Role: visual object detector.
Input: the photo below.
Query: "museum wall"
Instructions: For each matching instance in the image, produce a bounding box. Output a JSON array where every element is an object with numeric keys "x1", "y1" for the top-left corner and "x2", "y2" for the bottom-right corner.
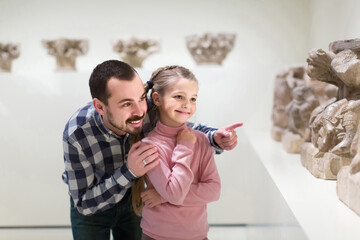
[
  {"x1": 0, "y1": 0, "x2": 313, "y2": 226},
  {"x1": 308, "y1": 0, "x2": 360, "y2": 51}
]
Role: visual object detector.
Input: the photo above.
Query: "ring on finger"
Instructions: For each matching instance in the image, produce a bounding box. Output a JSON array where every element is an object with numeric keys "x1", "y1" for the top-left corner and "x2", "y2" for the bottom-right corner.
[{"x1": 142, "y1": 159, "x2": 147, "y2": 166}]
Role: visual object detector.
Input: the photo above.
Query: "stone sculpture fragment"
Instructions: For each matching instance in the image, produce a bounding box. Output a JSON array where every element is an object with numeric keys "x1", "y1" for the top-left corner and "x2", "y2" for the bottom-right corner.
[
  {"x1": 186, "y1": 33, "x2": 235, "y2": 65},
  {"x1": 0, "y1": 43, "x2": 20, "y2": 72},
  {"x1": 301, "y1": 38, "x2": 360, "y2": 179},
  {"x1": 271, "y1": 66, "x2": 330, "y2": 153},
  {"x1": 42, "y1": 38, "x2": 88, "y2": 71},
  {"x1": 112, "y1": 37, "x2": 160, "y2": 68}
]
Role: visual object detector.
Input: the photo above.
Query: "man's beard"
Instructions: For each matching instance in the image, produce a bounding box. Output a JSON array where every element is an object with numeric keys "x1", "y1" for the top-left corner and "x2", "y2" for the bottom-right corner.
[{"x1": 107, "y1": 110, "x2": 144, "y2": 135}]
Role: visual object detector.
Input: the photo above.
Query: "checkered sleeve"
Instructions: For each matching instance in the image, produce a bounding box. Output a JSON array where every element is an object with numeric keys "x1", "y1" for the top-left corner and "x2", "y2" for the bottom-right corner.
[
  {"x1": 63, "y1": 137, "x2": 136, "y2": 216},
  {"x1": 186, "y1": 122, "x2": 223, "y2": 154}
]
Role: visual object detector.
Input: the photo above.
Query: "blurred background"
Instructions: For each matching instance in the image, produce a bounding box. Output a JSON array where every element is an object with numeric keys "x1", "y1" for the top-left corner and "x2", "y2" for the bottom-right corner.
[{"x1": 0, "y1": 0, "x2": 359, "y2": 239}]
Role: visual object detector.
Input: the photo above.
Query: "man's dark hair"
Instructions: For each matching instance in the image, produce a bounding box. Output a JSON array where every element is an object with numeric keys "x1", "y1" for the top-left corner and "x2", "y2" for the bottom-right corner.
[{"x1": 89, "y1": 60, "x2": 137, "y2": 105}]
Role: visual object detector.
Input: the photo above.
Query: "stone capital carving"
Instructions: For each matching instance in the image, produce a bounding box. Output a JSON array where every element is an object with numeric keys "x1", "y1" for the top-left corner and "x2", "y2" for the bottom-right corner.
[
  {"x1": 112, "y1": 37, "x2": 160, "y2": 68},
  {"x1": 186, "y1": 33, "x2": 236, "y2": 65},
  {"x1": 0, "y1": 43, "x2": 20, "y2": 72},
  {"x1": 42, "y1": 38, "x2": 88, "y2": 71},
  {"x1": 301, "y1": 38, "x2": 360, "y2": 179}
]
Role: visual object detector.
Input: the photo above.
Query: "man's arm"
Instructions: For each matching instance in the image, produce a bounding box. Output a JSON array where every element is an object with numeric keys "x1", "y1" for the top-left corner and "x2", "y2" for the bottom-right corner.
[
  {"x1": 187, "y1": 122, "x2": 243, "y2": 153},
  {"x1": 186, "y1": 122, "x2": 222, "y2": 154},
  {"x1": 63, "y1": 138, "x2": 159, "y2": 216},
  {"x1": 63, "y1": 138, "x2": 136, "y2": 216}
]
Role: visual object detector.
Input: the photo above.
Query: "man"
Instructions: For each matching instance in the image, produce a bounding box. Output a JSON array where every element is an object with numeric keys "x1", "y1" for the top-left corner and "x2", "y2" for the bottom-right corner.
[{"x1": 62, "y1": 60, "x2": 241, "y2": 240}]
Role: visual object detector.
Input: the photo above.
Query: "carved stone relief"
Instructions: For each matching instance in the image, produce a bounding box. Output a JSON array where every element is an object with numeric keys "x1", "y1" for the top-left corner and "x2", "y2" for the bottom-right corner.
[
  {"x1": 186, "y1": 33, "x2": 235, "y2": 65},
  {"x1": 337, "y1": 124, "x2": 360, "y2": 216},
  {"x1": 42, "y1": 38, "x2": 88, "y2": 71},
  {"x1": 0, "y1": 43, "x2": 20, "y2": 72},
  {"x1": 304, "y1": 72, "x2": 338, "y2": 106},
  {"x1": 300, "y1": 38, "x2": 360, "y2": 179},
  {"x1": 112, "y1": 37, "x2": 160, "y2": 68},
  {"x1": 271, "y1": 69, "x2": 292, "y2": 141},
  {"x1": 271, "y1": 66, "x2": 332, "y2": 153}
]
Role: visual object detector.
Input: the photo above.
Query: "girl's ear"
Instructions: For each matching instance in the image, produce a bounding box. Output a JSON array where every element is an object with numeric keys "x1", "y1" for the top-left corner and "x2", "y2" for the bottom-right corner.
[
  {"x1": 152, "y1": 92, "x2": 161, "y2": 106},
  {"x1": 93, "y1": 98, "x2": 106, "y2": 116}
]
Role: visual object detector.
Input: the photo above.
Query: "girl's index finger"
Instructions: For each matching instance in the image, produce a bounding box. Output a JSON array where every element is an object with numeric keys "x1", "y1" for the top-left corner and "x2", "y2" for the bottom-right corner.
[{"x1": 225, "y1": 122, "x2": 243, "y2": 131}]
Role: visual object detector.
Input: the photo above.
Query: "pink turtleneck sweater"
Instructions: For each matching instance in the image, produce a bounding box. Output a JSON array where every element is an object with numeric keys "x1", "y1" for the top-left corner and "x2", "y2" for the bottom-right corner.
[{"x1": 140, "y1": 121, "x2": 221, "y2": 240}]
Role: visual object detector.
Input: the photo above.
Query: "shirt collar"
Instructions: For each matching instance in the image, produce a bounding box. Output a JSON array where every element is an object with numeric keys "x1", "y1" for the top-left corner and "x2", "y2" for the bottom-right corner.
[{"x1": 93, "y1": 110, "x2": 109, "y2": 133}]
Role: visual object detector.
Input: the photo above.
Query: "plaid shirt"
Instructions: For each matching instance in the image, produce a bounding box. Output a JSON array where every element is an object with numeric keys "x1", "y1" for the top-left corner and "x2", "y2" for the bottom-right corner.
[{"x1": 62, "y1": 101, "x2": 221, "y2": 216}]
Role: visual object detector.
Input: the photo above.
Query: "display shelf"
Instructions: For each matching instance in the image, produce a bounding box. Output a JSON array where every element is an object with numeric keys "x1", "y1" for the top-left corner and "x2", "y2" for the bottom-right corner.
[{"x1": 246, "y1": 130, "x2": 360, "y2": 240}]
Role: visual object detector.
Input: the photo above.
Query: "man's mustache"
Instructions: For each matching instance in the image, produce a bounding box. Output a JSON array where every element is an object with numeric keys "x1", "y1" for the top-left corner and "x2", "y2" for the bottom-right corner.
[{"x1": 126, "y1": 114, "x2": 145, "y2": 123}]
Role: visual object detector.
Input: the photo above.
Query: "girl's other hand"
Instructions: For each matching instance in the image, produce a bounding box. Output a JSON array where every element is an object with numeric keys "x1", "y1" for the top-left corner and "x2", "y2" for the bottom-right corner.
[{"x1": 141, "y1": 188, "x2": 164, "y2": 208}]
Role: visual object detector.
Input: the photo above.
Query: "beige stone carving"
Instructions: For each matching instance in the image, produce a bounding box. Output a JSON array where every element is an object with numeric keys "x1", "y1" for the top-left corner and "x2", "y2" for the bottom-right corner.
[
  {"x1": 271, "y1": 69, "x2": 292, "y2": 141},
  {"x1": 186, "y1": 33, "x2": 236, "y2": 65},
  {"x1": 42, "y1": 38, "x2": 88, "y2": 71},
  {"x1": 304, "y1": 73, "x2": 338, "y2": 105},
  {"x1": 112, "y1": 37, "x2": 160, "y2": 68},
  {"x1": 0, "y1": 43, "x2": 20, "y2": 72},
  {"x1": 283, "y1": 84, "x2": 319, "y2": 152},
  {"x1": 301, "y1": 38, "x2": 360, "y2": 179},
  {"x1": 271, "y1": 66, "x2": 322, "y2": 153},
  {"x1": 337, "y1": 124, "x2": 360, "y2": 216}
]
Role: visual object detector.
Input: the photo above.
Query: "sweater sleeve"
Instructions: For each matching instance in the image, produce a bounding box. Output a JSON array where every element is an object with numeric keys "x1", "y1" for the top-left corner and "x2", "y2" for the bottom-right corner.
[
  {"x1": 181, "y1": 139, "x2": 221, "y2": 206},
  {"x1": 144, "y1": 139, "x2": 195, "y2": 205}
]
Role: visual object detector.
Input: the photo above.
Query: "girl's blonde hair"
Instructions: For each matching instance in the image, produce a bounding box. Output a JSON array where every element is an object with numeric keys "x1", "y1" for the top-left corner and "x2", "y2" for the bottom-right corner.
[
  {"x1": 130, "y1": 134, "x2": 144, "y2": 216},
  {"x1": 131, "y1": 65, "x2": 198, "y2": 216},
  {"x1": 145, "y1": 65, "x2": 198, "y2": 97}
]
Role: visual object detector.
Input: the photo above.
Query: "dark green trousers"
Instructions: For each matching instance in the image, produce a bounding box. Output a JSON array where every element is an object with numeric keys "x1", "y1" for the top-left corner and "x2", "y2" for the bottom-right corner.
[{"x1": 70, "y1": 191, "x2": 141, "y2": 240}]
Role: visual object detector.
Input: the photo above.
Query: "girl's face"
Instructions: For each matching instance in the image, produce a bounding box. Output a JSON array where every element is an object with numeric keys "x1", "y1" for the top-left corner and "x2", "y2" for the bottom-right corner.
[{"x1": 153, "y1": 78, "x2": 198, "y2": 127}]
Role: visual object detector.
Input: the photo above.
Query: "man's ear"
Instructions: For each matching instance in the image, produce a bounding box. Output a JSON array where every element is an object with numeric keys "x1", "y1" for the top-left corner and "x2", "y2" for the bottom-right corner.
[
  {"x1": 93, "y1": 98, "x2": 106, "y2": 116},
  {"x1": 152, "y1": 92, "x2": 161, "y2": 106}
]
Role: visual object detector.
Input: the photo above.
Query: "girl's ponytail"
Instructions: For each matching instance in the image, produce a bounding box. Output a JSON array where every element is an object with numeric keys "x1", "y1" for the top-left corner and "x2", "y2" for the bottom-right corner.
[{"x1": 131, "y1": 134, "x2": 146, "y2": 216}]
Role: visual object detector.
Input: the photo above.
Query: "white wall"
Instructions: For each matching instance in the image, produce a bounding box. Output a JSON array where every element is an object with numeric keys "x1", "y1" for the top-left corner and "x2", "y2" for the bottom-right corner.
[
  {"x1": 309, "y1": 0, "x2": 360, "y2": 50},
  {"x1": 0, "y1": 0, "x2": 312, "y2": 130},
  {"x1": 0, "y1": 0, "x2": 312, "y2": 226}
]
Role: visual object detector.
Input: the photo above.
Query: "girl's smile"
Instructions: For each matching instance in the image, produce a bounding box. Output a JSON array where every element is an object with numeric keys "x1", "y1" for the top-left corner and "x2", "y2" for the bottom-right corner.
[{"x1": 152, "y1": 77, "x2": 198, "y2": 127}]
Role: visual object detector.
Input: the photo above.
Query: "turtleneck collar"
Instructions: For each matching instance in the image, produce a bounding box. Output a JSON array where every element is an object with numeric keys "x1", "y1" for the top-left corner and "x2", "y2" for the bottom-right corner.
[{"x1": 155, "y1": 121, "x2": 187, "y2": 138}]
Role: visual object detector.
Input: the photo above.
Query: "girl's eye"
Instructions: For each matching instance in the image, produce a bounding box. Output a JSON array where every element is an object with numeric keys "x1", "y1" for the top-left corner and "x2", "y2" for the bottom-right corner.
[
  {"x1": 191, "y1": 98, "x2": 197, "y2": 102},
  {"x1": 175, "y1": 95, "x2": 182, "y2": 99}
]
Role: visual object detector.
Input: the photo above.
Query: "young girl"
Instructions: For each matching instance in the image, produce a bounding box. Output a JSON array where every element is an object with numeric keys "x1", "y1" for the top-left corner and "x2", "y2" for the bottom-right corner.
[{"x1": 138, "y1": 66, "x2": 221, "y2": 240}]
